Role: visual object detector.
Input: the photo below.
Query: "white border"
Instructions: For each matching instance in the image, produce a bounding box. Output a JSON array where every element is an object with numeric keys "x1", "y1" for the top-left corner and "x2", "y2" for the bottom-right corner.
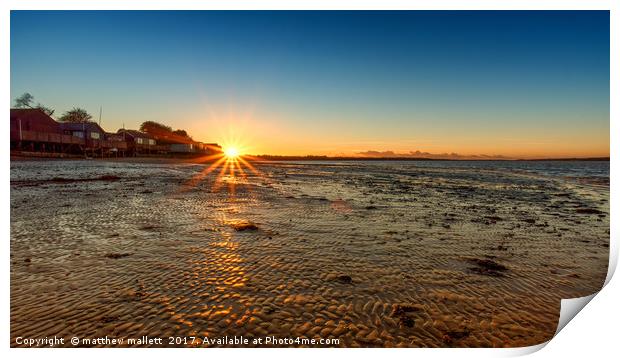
[{"x1": 2, "y1": 1, "x2": 616, "y2": 358}]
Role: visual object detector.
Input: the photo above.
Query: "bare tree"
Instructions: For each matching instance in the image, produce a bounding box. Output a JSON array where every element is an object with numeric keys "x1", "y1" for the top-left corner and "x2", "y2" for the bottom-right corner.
[{"x1": 59, "y1": 107, "x2": 93, "y2": 123}]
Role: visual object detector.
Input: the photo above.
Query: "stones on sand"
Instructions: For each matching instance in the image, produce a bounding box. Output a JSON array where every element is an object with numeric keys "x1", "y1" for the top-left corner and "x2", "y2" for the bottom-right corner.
[
  {"x1": 231, "y1": 221, "x2": 259, "y2": 231},
  {"x1": 325, "y1": 273, "x2": 353, "y2": 284},
  {"x1": 391, "y1": 303, "x2": 424, "y2": 328},
  {"x1": 335, "y1": 275, "x2": 353, "y2": 284}
]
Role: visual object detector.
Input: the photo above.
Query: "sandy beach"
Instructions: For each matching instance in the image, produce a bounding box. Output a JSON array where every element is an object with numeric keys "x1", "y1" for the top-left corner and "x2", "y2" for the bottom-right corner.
[{"x1": 10, "y1": 158, "x2": 609, "y2": 347}]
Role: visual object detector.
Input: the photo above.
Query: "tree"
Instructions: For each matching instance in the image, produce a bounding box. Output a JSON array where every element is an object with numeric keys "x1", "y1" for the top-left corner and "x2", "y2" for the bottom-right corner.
[
  {"x1": 14, "y1": 93, "x2": 34, "y2": 108},
  {"x1": 140, "y1": 121, "x2": 173, "y2": 135},
  {"x1": 59, "y1": 107, "x2": 93, "y2": 123},
  {"x1": 173, "y1": 129, "x2": 188, "y2": 137},
  {"x1": 35, "y1": 103, "x2": 55, "y2": 116},
  {"x1": 14, "y1": 93, "x2": 56, "y2": 117}
]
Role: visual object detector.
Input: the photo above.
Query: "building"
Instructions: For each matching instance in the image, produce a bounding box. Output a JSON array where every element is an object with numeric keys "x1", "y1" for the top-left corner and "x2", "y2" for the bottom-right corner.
[
  {"x1": 11, "y1": 108, "x2": 61, "y2": 134},
  {"x1": 105, "y1": 132, "x2": 129, "y2": 156},
  {"x1": 169, "y1": 143, "x2": 195, "y2": 153},
  {"x1": 168, "y1": 142, "x2": 223, "y2": 155},
  {"x1": 60, "y1": 122, "x2": 105, "y2": 141},
  {"x1": 10, "y1": 108, "x2": 83, "y2": 155},
  {"x1": 10, "y1": 108, "x2": 220, "y2": 159},
  {"x1": 116, "y1": 129, "x2": 165, "y2": 156},
  {"x1": 60, "y1": 122, "x2": 127, "y2": 156},
  {"x1": 202, "y1": 143, "x2": 223, "y2": 155}
]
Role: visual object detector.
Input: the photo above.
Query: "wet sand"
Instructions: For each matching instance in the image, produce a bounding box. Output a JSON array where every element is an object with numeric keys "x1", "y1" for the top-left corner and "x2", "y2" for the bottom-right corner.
[{"x1": 10, "y1": 159, "x2": 609, "y2": 347}]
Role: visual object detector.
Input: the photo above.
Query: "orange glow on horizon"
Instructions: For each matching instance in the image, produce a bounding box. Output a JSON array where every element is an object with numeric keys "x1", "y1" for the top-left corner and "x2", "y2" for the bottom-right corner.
[{"x1": 184, "y1": 100, "x2": 609, "y2": 160}]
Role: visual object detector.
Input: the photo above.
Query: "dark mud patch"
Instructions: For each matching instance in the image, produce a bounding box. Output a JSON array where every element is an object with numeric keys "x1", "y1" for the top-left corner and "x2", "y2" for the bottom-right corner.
[
  {"x1": 139, "y1": 225, "x2": 162, "y2": 231},
  {"x1": 442, "y1": 329, "x2": 471, "y2": 344},
  {"x1": 99, "y1": 315, "x2": 120, "y2": 323},
  {"x1": 11, "y1": 175, "x2": 121, "y2": 186},
  {"x1": 484, "y1": 216, "x2": 503, "y2": 221},
  {"x1": 467, "y1": 258, "x2": 508, "y2": 277},
  {"x1": 51, "y1": 175, "x2": 121, "y2": 183},
  {"x1": 575, "y1": 208, "x2": 604, "y2": 215},
  {"x1": 104, "y1": 253, "x2": 133, "y2": 259}
]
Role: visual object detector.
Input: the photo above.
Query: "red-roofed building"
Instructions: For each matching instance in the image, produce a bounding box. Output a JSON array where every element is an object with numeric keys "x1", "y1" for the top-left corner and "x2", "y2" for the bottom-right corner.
[
  {"x1": 10, "y1": 108, "x2": 61, "y2": 134},
  {"x1": 10, "y1": 108, "x2": 127, "y2": 157},
  {"x1": 10, "y1": 108, "x2": 84, "y2": 155}
]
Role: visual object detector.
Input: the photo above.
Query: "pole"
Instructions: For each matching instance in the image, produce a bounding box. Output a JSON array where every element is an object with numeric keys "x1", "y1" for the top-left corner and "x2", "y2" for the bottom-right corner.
[
  {"x1": 83, "y1": 121, "x2": 86, "y2": 158},
  {"x1": 18, "y1": 119, "x2": 22, "y2": 150}
]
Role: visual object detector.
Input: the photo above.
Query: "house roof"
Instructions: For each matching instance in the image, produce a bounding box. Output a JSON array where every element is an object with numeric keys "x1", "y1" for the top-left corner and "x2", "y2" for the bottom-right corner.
[
  {"x1": 10, "y1": 108, "x2": 61, "y2": 133},
  {"x1": 60, "y1": 122, "x2": 106, "y2": 133},
  {"x1": 10, "y1": 108, "x2": 58, "y2": 124},
  {"x1": 117, "y1": 129, "x2": 155, "y2": 139}
]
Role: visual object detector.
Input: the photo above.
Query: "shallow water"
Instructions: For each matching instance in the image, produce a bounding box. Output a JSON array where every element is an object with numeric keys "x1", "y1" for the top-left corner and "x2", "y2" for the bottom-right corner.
[{"x1": 10, "y1": 160, "x2": 609, "y2": 347}]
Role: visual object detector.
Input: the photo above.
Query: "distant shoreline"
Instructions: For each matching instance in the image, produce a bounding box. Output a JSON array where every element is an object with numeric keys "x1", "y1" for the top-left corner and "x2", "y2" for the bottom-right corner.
[
  {"x1": 11, "y1": 154, "x2": 609, "y2": 164},
  {"x1": 251, "y1": 155, "x2": 610, "y2": 162}
]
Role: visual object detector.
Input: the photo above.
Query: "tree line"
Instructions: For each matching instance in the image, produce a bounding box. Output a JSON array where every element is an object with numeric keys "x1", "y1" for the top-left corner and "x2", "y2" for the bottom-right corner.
[{"x1": 14, "y1": 92, "x2": 92, "y2": 123}]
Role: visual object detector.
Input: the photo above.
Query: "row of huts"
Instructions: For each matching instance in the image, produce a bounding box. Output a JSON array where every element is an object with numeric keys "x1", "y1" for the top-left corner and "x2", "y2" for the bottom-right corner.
[{"x1": 9, "y1": 108, "x2": 222, "y2": 158}]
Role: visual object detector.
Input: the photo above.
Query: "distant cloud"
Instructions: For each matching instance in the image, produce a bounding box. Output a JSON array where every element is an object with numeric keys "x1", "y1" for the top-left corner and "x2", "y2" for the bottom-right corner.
[{"x1": 356, "y1": 150, "x2": 510, "y2": 160}]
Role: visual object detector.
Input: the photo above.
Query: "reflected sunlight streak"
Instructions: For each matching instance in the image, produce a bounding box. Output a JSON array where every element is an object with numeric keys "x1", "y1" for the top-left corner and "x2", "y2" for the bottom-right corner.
[{"x1": 181, "y1": 148, "x2": 267, "y2": 195}]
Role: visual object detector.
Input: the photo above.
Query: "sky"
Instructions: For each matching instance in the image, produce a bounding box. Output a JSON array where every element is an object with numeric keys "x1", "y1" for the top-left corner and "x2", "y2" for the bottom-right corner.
[{"x1": 10, "y1": 11, "x2": 610, "y2": 158}]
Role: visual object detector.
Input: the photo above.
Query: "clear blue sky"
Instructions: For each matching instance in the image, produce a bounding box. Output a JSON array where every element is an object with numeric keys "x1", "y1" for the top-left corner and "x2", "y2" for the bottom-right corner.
[{"x1": 10, "y1": 11, "x2": 610, "y2": 157}]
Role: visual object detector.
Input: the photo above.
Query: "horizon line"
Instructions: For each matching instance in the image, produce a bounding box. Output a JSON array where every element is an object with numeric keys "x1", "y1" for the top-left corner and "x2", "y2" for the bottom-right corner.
[{"x1": 247, "y1": 155, "x2": 610, "y2": 162}]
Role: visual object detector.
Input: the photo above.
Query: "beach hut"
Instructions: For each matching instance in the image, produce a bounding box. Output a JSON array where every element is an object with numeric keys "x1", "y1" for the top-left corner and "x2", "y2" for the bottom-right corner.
[
  {"x1": 116, "y1": 129, "x2": 161, "y2": 156},
  {"x1": 60, "y1": 122, "x2": 105, "y2": 141},
  {"x1": 10, "y1": 108, "x2": 83, "y2": 155},
  {"x1": 10, "y1": 108, "x2": 61, "y2": 134}
]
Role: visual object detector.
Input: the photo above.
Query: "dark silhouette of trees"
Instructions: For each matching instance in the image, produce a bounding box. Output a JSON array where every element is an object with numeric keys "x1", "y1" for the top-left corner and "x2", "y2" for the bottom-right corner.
[
  {"x1": 59, "y1": 108, "x2": 93, "y2": 123},
  {"x1": 14, "y1": 93, "x2": 34, "y2": 108},
  {"x1": 13, "y1": 93, "x2": 55, "y2": 116},
  {"x1": 173, "y1": 129, "x2": 188, "y2": 137},
  {"x1": 139, "y1": 121, "x2": 193, "y2": 143},
  {"x1": 140, "y1": 121, "x2": 173, "y2": 135}
]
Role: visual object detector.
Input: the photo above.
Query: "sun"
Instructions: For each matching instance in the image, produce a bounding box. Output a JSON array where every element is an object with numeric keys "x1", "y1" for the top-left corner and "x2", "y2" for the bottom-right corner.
[{"x1": 224, "y1": 147, "x2": 240, "y2": 159}]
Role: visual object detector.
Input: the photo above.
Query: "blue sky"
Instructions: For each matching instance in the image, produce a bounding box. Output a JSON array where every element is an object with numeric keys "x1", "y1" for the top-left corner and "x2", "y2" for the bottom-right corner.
[{"x1": 10, "y1": 11, "x2": 610, "y2": 157}]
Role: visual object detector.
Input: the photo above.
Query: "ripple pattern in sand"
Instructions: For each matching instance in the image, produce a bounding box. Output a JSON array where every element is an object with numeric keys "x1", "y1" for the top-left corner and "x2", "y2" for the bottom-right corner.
[{"x1": 10, "y1": 160, "x2": 609, "y2": 347}]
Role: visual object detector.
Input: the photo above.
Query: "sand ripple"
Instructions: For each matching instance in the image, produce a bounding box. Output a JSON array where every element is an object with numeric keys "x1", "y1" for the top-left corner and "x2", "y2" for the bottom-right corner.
[{"x1": 10, "y1": 160, "x2": 609, "y2": 347}]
